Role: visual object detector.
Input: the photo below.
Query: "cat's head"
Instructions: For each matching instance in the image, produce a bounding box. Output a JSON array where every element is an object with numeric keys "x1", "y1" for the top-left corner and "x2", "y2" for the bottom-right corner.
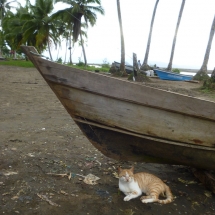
[{"x1": 118, "y1": 166, "x2": 134, "y2": 183}]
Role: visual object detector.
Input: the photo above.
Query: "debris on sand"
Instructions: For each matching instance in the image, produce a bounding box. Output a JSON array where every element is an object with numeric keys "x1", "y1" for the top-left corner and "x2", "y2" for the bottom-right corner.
[
  {"x1": 178, "y1": 178, "x2": 197, "y2": 185},
  {"x1": 192, "y1": 169, "x2": 215, "y2": 194},
  {"x1": 46, "y1": 172, "x2": 72, "y2": 180},
  {"x1": 112, "y1": 171, "x2": 119, "y2": 179},
  {"x1": 47, "y1": 172, "x2": 100, "y2": 185},
  {"x1": 2, "y1": 171, "x2": 18, "y2": 176},
  {"x1": 60, "y1": 190, "x2": 69, "y2": 196},
  {"x1": 37, "y1": 193, "x2": 60, "y2": 207},
  {"x1": 83, "y1": 174, "x2": 100, "y2": 185}
]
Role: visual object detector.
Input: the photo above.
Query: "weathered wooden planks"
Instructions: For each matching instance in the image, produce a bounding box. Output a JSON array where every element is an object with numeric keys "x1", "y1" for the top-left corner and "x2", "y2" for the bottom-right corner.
[
  {"x1": 50, "y1": 83, "x2": 215, "y2": 148},
  {"x1": 21, "y1": 45, "x2": 215, "y2": 169}
]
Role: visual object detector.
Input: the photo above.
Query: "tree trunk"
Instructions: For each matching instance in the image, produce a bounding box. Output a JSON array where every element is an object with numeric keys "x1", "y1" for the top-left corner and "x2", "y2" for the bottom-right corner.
[
  {"x1": 133, "y1": 52, "x2": 139, "y2": 80},
  {"x1": 0, "y1": 8, "x2": 3, "y2": 58},
  {"x1": 64, "y1": 39, "x2": 68, "y2": 63},
  {"x1": 69, "y1": 31, "x2": 73, "y2": 64},
  {"x1": 166, "y1": 0, "x2": 185, "y2": 71},
  {"x1": 141, "y1": 0, "x2": 159, "y2": 71},
  {"x1": 57, "y1": 45, "x2": 60, "y2": 60},
  {"x1": 47, "y1": 38, "x2": 53, "y2": 61},
  {"x1": 80, "y1": 31, "x2": 87, "y2": 66},
  {"x1": 211, "y1": 67, "x2": 215, "y2": 82},
  {"x1": 194, "y1": 14, "x2": 215, "y2": 80},
  {"x1": 116, "y1": 0, "x2": 126, "y2": 75}
]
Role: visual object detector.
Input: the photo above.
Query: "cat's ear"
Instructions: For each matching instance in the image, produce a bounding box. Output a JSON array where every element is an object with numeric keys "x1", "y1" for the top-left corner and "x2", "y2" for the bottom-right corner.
[{"x1": 130, "y1": 166, "x2": 134, "y2": 172}]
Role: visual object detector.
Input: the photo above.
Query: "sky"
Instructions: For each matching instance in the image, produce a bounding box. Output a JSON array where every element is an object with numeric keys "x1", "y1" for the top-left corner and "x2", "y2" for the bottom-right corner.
[{"x1": 19, "y1": 0, "x2": 215, "y2": 69}]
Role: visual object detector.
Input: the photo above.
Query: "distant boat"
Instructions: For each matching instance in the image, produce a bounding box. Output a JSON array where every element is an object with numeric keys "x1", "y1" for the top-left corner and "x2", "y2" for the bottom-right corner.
[
  {"x1": 154, "y1": 69, "x2": 193, "y2": 81},
  {"x1": 21, "y1": 46, "x2": 215, "y2": 170},
  {"x1": 113, "y1": 61, "x2": 133, "y2": 74}
]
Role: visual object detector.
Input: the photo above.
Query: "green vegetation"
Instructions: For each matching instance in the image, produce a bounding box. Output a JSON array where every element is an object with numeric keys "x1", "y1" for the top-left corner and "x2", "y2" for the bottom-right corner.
[
  {"x1": 101, "y1": 58, "x2": 110, "y2": 69},
  {"x1": 0, "y1": 0, "x2": 104, "y2": 63},
  {"x1": 201, "y1": 78, "x2": 215, "y2": 92},
  {"x1": 0, "y1": 60, "x2": 34, "y2": 67},
  {"x1": 172, "y1": 68, "x2": 180, "y2": 73},
  {"x1": 0, "y1": 59, "x2": 110, "y2": 72},
  {"x1": 70, "y1": 64, "x2": 110, "y2": 73}
]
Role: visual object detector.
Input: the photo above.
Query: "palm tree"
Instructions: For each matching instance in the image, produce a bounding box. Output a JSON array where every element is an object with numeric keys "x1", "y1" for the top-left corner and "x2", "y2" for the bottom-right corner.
[
  {"x1": 78, "y1": 24, "x2": 87, "y2": 65},
  {"x1": 141, "y1": 0, "x2": 159, "y2": 71},
  {"x1": 52, "y1": 7, "x2": 75, "y2": 64},
  {"x1": 116, "y1": 0, "x2": 126, "y2": 75},
  {"x1": 55, "y1": 0, "x2": 104, "y2": 43},
  {"x1": 21, "y1": 0, "x2": 61, "y2": 59},
  {"x1": 3, "y1": 10, "x2": 21, "y2": 57},
  {"x1": 211, "y1": 67, "x2": 215, "y2": 81},
  {"x1": 194, "y1": 14, "x2": 215, "y2": 81},
  {"x1": 0, "y1": 0, "x2": 19, "y2": 57},
  {"x1": 166, "y1": 0, "x2": 186, "y2": 71}
]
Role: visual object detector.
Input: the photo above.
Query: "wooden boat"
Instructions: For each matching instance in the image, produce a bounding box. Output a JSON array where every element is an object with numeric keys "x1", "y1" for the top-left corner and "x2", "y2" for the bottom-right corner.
[
  {"x1": 22, "y1": 46, "x2": 215, "y2": 170},
  {"x1": 113, "y1": 61, "x2": 133, "y2": 74},
  {"x1": 154, "y1": 69, "x2": 193, "y2": 81}
]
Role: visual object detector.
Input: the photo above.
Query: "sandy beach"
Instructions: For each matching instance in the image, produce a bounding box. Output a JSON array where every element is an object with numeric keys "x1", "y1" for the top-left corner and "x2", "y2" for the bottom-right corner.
[{"x1": 0, "y1": 65, "x2": 215, "y2": 215}]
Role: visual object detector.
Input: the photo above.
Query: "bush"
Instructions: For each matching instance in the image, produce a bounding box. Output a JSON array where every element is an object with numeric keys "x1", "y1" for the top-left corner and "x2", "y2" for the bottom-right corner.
[
  {"x1": 76, "y1": 61, "x2": 85, "y2": 66},
  {"x1": 56, "y1": 57, "x2": 62, "y2": 63},
  {"x1": 172, "y1": 68, "x2": 180, "y2": 73},
  {"x1": 101, "y1": 58, "x2": 110, "y2": 69},
  {"x1": 201, "y1": 78, "x2": 215, "y2": 91}
]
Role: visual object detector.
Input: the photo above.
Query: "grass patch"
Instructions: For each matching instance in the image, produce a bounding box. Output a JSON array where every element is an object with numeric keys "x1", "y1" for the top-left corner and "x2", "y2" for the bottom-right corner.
[
  {"x1": 172, "y1": 68, "x2": 180, "y2": 73},
  {"x1": 201, "y1": 79, "x2": 215, "y2": 92},
  {"x1": 0, "y1": 59, "x2": 111, "y2": 73},
  {"x1": 69, "y1": 64, "x2": 110, "y2": 73},
  {"x1": 0, "y1": 60, "x2": 34, "y2": 68}
]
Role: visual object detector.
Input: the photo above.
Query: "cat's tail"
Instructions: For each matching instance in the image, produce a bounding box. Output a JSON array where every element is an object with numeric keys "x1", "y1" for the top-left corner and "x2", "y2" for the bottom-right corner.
[{"x1": 157, "y1": 185, "x2": 173, "y2": 204}]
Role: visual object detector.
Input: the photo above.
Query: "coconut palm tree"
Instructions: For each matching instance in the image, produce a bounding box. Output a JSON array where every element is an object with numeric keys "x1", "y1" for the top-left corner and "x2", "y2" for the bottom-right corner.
[
  {"x1": 20, "y1": 0, "x2": 61, "y2": 60},
  {"x1": 141, "y1": 0, "x2": 159, "y2": 71},
  {"x1": 3, "y1": 10, "x2": 21, "y2": 57},
  {"x1": 0, "y1": 0, "x2": 19, "y2": 57},
  {"x1": 211, "y1": 67, "x2": 215, "y2": 81},
  {"x1": 55, "y1": 0, "x2": 104, "y2": 43},
  {"x1": 194, "y1": 14, "x2": 215, "y2": 81},
  {"x1": 116, "y1": 0, "x2": 126, "y2": 75},
  {"x1": 78, "y1": 25, "x2": 88, "y2": 65},
  {"x1": 166, "y1": 0, "x2": 186, "y2": 71},
  {"x1": 52, "y1": 7, "x2": 75, "y2": 63}
]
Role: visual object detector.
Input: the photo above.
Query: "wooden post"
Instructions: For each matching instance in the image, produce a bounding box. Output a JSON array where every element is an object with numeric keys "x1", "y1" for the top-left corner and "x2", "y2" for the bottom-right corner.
[{"x1": 133, "y1": 53, "x2": 139, "y2": 81}]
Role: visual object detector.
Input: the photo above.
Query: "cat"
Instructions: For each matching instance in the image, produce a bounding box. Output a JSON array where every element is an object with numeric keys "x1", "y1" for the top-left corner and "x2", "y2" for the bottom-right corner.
[{"x1": 118, "y1": 166, "x2": 173, "y2": 204}]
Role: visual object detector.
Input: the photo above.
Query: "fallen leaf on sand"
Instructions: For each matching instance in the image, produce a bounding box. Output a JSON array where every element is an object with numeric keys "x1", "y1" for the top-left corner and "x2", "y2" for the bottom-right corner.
[
  {"x1": 112, "y1": 172, "x2": 119, "y2": 179},
  {"x1": 37, "y1": 193, "x2": 60, "y2": 207},
  {"x1": 2, "y1": 192, "x2": 10, "y2": 196},
  {"x1": 204, "y1": 191, "x2": 212, "y2": 198},
  {"x1": 47, "y1": 172, "x2": 71, "y2": 180},
  {"x1": 178, "y1": 178, "x2": 197, "y2": 185},
  {"x1": 68, "y1": 173, "x2": 72, "y2": 180},
  {"x1": 11, "y1": 196, "x2": 19, "y2": 200},
  {"x1": 192, "y1": 201, "x2": 200, "y2": 210},
  {"x1": 27, "y1": 153, "x2": 35, "y2": 157},
  {"x1": 2, "y1": 171, "x2": 18, "y2": 176},
  {"x1": 60, "y1": 190, "x2": 68, "y2": 195},
  {"x1": 83, "y1": 174, "x2": 100, "y2": 185}
]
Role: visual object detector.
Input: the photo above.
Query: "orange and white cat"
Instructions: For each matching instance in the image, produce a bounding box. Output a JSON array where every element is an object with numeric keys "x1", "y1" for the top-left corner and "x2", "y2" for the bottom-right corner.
[{"x1": 118, "y1": 166, "x2": 173, "y2": 204}]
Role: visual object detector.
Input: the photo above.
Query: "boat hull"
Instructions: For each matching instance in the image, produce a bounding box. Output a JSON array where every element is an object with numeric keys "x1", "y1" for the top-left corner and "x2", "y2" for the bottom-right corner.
[
  {"x1": 21, "y1": 46, "x2": 215, "y2": 170},
  {"x1": 154, "y1": 69, "x2": 193, "y2": 81},
  {"x1": 76, "y1": 120, "x2": 215, "y2": 170},
  {"x1": 114, "y1": 61, "x2": 133, "y2": 74}
]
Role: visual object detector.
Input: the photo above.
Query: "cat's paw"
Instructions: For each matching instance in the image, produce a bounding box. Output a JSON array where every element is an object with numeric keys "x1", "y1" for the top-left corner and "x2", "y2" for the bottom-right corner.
[
  {"x1": 140, "y1": 196, "x2": 147, "y2": 200},
  {"x1": 124, "y1": 196, "x2": 131, "y2": 201},
  {"x1": 141, "y1": 198, "x2": 154, "y2": 203}
]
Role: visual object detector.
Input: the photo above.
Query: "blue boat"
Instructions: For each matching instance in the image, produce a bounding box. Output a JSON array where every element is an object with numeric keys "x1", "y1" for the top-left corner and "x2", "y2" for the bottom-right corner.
[{"x1": 154, "y1": 69, "x2": 193, "y2": 81}]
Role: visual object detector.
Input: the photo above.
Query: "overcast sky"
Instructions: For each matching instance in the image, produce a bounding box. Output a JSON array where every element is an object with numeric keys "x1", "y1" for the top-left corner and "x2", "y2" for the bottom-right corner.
[{"x1": 20, "y1": 0, "x2": 215, "y2": 69}]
